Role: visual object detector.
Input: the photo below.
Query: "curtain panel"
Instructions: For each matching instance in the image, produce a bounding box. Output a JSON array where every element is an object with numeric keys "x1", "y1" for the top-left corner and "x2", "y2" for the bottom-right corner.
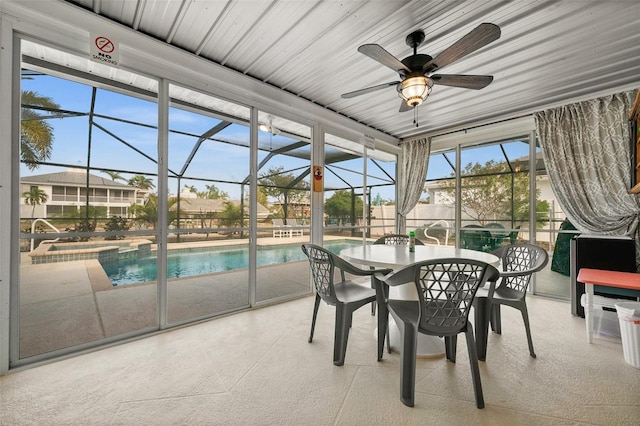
[
  {"x1": 397, "y1": 137, "x2": 431, "y2": 233},
  {"x1": 534, "y1": 90, "x2": 640, "y2": 262}
]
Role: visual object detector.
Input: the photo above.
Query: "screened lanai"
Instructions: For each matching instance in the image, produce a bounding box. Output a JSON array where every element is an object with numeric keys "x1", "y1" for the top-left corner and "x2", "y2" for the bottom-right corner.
[
  {"x1": 16, "y1": 38, "x2": 403, "y2": 366},
  {"x1": 14, "y1": 34, "x2": 570, "y2": 370}
]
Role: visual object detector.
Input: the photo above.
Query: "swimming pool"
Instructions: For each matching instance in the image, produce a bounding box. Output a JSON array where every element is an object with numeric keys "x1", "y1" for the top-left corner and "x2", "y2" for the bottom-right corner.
[{"x1": 101, "y1": 240, "x2": 364, "y2": 286}]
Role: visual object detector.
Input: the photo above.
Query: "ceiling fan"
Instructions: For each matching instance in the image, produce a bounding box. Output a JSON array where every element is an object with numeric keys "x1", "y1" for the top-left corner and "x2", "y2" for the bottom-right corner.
[{"x1": 341, "y1": 23, "x2": 501, "y2": 114}]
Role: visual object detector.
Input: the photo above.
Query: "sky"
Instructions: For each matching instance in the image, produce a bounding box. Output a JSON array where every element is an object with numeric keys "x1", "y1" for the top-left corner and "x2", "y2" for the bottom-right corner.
[
  {"x1": 21, "y1": 71, "x2": 398, "y2": 201},
  {"x1": 22, "y1": 68, "x2": 532, "y2": 203}
]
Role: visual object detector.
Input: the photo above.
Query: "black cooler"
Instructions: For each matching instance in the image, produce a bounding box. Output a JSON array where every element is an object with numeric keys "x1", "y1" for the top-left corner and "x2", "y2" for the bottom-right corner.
[{"x1": 570, "y1": 235, "x2": 638, "y2": 317}]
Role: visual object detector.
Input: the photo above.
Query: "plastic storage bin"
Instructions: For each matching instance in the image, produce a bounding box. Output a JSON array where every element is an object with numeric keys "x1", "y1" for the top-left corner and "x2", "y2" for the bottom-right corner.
[
  {"x1": 580, "y1": 294, "x2": 623, "y2": 339},
  {"x1": 615, "y1": 302, "x2": 640, "y2": 369},
  {"x1": 594, "y1": 308, "x2": 622, "y2": 339}
]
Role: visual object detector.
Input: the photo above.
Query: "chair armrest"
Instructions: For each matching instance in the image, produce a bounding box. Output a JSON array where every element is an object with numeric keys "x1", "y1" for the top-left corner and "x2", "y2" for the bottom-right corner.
[
  {"x1": 498, "y1": 261, "x2": 544, "y2": 278},
  {"x1": 332, "y1": 254, "x2": 392, "y2": 277},
  {"x1": 371, "y1": 268, "x2": 394, "y2": 276},
  {"x1": 376, "y1": 264, "x2": 416, "y2": 287},
  {"x1": 498, "y1": 269, "x2": 535, "y2": 278},
  {"x1": 374, "y1": 270, "x2": 395, "y2": 282}
]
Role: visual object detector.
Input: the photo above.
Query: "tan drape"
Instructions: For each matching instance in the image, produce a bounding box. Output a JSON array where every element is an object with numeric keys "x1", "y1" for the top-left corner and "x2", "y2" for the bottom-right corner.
[{"x1": 397, "y1": 138, "x2": 431, "y2": 233}]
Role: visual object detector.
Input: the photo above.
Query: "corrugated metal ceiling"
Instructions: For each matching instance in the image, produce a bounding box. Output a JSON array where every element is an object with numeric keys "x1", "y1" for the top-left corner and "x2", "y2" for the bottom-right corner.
[{"x1": 58, "y1": 0, "x2": 640, "y2": 140}]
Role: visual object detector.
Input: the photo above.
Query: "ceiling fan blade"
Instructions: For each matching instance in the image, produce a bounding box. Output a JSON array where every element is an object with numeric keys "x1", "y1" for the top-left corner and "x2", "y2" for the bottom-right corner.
[
  {"x1": 358, "y1": 44, "x2": 411, "y2": 74},
  {"x1": 423, "y1": 23, "x2": 501, "y2": 72},
  {"x1": 341, "y1": 81, "x2": 399, "y2": 99},
  {"x1": 431, "y1": 74, "x2": 493, "y2": 89},
  {"x1": 399, "y1": 100, "x2": 412, "y2": 113}
]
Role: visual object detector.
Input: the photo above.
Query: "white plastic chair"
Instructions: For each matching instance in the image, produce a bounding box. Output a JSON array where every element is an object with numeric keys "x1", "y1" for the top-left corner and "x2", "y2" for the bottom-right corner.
[{"x1": 272, "y1": 218, "x2": 290, "y2": 237}]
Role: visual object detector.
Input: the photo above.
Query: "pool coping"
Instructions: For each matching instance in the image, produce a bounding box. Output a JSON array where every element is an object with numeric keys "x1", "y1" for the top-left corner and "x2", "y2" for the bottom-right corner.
[{"x1": 28, "y1": 239, "x2": 154, "y2": 265}]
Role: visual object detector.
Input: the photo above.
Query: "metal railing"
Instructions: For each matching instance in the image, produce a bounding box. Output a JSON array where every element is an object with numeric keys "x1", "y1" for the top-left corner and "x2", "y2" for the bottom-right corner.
[
  {"x1": 422, "y1": 219, "x2": 451, "y2": 245},
  {"x1": 30, "y1": 218, "x2": 62, "y2": 251}
]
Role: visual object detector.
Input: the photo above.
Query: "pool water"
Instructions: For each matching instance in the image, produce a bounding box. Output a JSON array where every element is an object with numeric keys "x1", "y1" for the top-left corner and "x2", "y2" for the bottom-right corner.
[{"x1": 101, "y1": 240, "x2": 364, "y2": 286}]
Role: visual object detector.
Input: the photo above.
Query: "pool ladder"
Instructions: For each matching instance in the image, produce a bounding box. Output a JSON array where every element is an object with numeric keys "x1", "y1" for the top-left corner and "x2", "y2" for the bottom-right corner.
[{"x1": 30, "y1": 218, "x2": 61, "y2": 252}]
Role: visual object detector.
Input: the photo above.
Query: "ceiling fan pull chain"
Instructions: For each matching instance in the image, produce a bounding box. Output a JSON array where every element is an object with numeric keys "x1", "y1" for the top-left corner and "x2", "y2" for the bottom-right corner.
[{"x1": 413, "y1": 107, "x2": 419, "y2": 127}]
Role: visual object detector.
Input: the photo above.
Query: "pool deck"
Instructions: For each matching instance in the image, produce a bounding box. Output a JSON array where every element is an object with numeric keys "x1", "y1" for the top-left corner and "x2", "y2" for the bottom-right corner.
[
  {"x1": 18, "y1": 235, "x2": 355, "y2": 359},
  {"x1": 16, "y1": 234, "x2": 568, "y2": 361}
]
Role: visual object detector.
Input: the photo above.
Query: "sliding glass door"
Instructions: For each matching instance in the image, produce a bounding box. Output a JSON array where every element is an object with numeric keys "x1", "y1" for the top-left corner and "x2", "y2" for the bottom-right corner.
[
  {"x1": 255, "y1": 113, "x2": 312, "y2": 303},
  {"x1": 165, "y1": 83, "x2": 252, "y2": 324},
  {"x1": 323, "y1": 132, "x2": 396, "y2": 242},
  {"x1": 424, "y1": 136, "x2": 569, "y2": 297},
  {"x1": 18, "y1": 40, "x2": 160, "y2": 360}
]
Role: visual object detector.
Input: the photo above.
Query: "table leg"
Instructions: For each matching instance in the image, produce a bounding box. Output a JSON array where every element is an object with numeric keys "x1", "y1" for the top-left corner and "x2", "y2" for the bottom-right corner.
[
  {"x1": 585, "y1": 282, "x2": 594, "y2": 343},
  {"x1": 384, "y1": 315, "x2": 445, "y2": 358},
  {"x1": 388, "y1": 286, "x2": 445, "y2": 357},
  {"x1": 385, "y1": 316, "x2": 445, "y2": 357}
]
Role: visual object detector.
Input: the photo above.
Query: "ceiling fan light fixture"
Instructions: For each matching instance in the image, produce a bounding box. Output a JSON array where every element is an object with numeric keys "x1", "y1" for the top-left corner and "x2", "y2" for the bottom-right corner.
[
  {"x1": 259, "y1": 121, "x2": 280, "y2": 135},
  {"x1": 398, "y1": 75, "x2": 433, "y2": 107}
]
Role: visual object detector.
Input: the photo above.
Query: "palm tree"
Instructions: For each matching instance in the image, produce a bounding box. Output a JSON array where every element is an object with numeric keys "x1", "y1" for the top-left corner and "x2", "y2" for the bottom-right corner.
[
  {"x1": 21, "y1": 90, "x2": 60, "y2": 170},
  {"x1": 129, "y1": 194, "x2": 184, "y2": 229},
  {"x1": 202, "y1": 183, "x2": 229, "y2": 199},
  {"x1": 103, "y1": 170, "x2": 125, "y2": 182},
  {"x1": 218, "y1": 201, "x2": 244, "y2": 228},
  {"x1": 127, "y1": 175, "x2": 155, "y2": 205},
  {"x1": 23, "y1": 187, "x2": 48, "y2": 218},
  {"x1": 127, "y1": 175, "x2": 155, "y2": 190}
]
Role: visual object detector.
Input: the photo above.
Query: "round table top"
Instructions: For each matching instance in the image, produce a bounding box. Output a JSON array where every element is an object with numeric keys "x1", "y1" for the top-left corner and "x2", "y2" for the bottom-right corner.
[{"x1": 340, "y1": 244, "x2": 500, "y2": 270}]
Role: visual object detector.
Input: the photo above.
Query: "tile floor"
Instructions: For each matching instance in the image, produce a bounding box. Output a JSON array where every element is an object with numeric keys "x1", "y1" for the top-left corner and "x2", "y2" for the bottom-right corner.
[{"x1": 1, "y1": 293, "x2": 639, "y2": 425}]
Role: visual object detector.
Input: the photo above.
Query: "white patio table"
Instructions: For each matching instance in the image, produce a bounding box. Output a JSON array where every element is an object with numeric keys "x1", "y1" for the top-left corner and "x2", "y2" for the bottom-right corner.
[{"x1": 340, "y1": 244, "x2": 499, "y2": 357}]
